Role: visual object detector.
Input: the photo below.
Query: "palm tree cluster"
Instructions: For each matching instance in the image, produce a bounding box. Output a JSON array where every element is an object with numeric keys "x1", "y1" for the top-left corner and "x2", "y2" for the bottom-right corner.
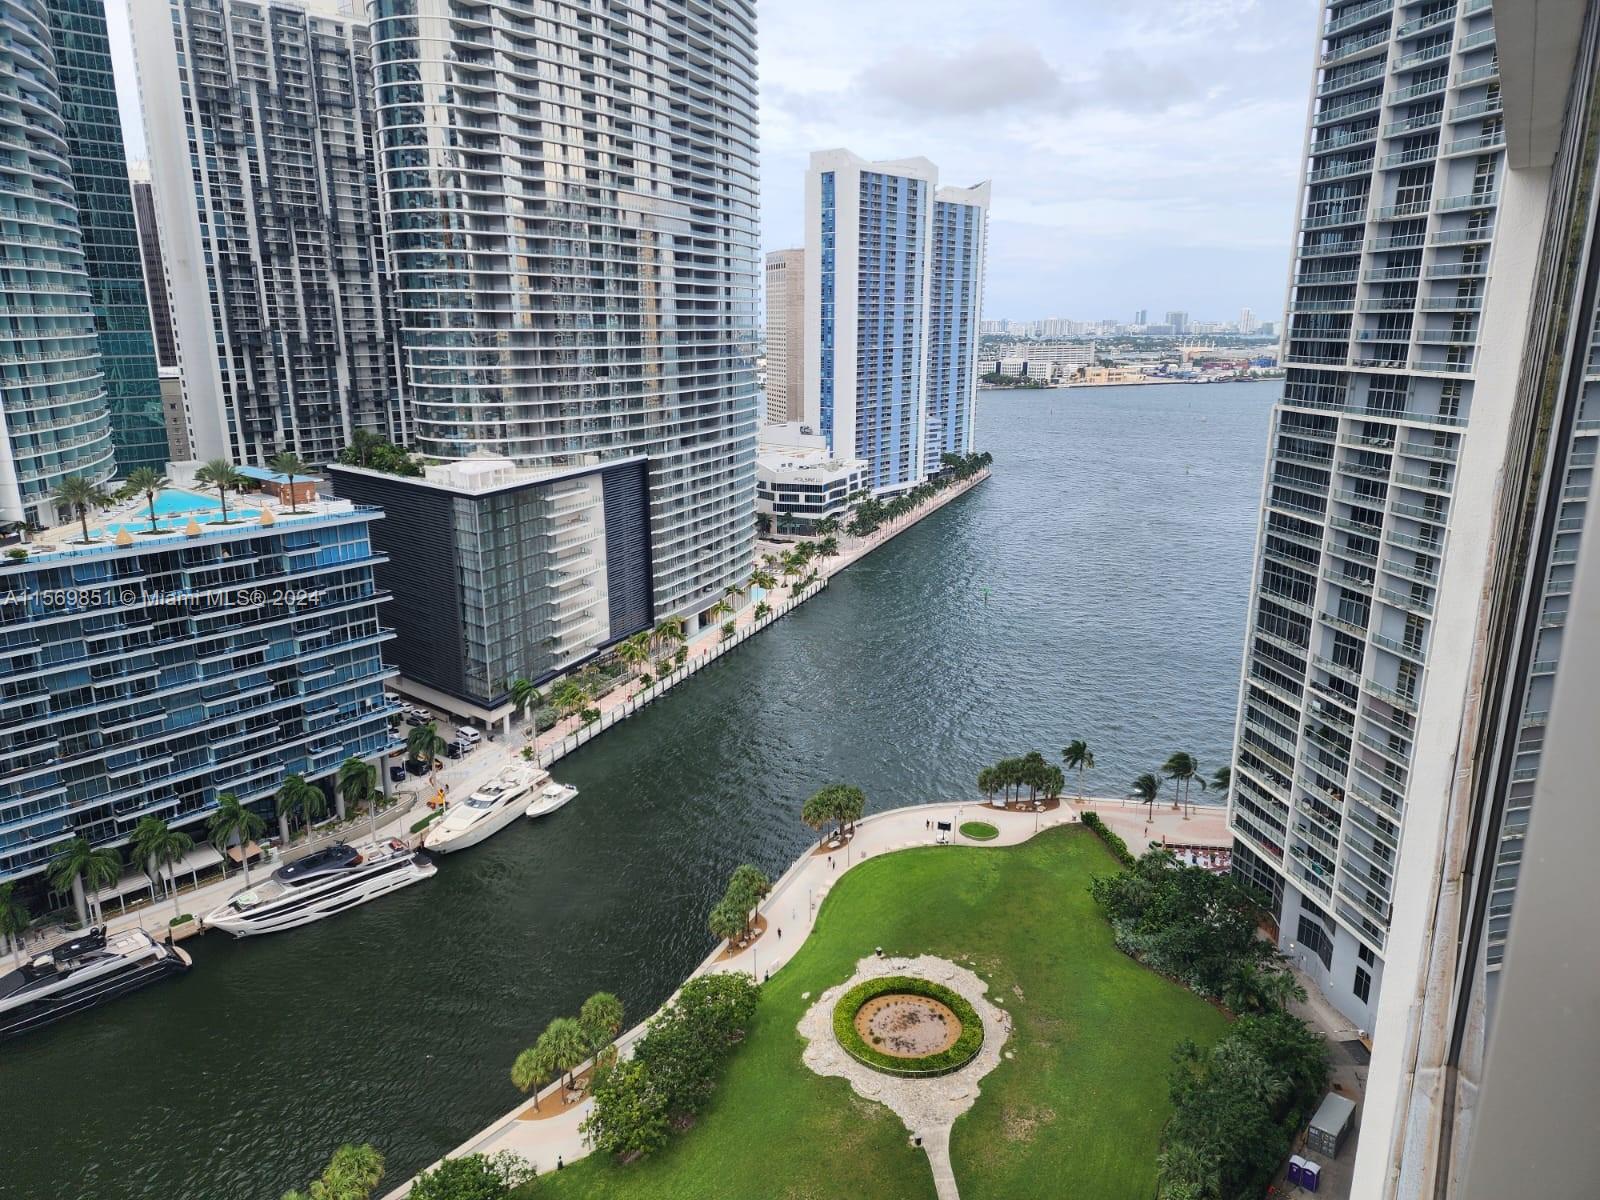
[
  {"x1": 844, "y1": 451, "x2": 993, "y2": 537},
  {"x1": 337, "y1": 430, "x2": 423, "y2": 477},
  {"x1": 51, "y1": 474, "x2": 114, "y2": 544},
  {"x1": 0, "y1": 882, "x2": 32, "y2": 965},
  {"x1": 511, "y1": 991, "x2": 625, "y2": 1110},
  {"x1": 1127, "y1": 751, "x2": 1230, "y2": 822},
  {"x1": 276, "y1": 774, "x2": 329, "y2": 843},
  {"x1": 45, "y1": 837, "x2": 121, "y2": 926},
  {"x1": 207, "y1": 792, "x2": 267, "y2": 886},
  {"x1": 977, "y1": 751, "x2": 1065, "y2": 806},
  {"x1": 708, "y1": 864, "x2": 771, "y2": 945},
  {"x1": 800, "y1": 783, "x2": 866, "y2": 842},
  {"x1": 130, "y1": 816, "x2": 195, "y2": 922}
]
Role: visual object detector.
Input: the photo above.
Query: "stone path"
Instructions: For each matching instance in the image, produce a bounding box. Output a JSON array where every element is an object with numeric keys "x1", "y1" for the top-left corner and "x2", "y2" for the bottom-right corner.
[{"x1": 797, "y1": 953, "x2": 1011, "y2": 1200}]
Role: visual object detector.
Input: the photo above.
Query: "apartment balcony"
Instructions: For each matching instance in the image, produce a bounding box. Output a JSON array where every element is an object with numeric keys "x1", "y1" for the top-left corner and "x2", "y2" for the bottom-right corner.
[
  {"x1": 1369, "y1": 231, "x2": 1428, "y2": 251},
  {"x1": 1301, "y1": 237, "x2": 1367, "y2": 257},
  {"x1": 1414, "y1": 327, "x2": 1478, "y2": 345},
  {"x1": 1388, "y1": 76, "x2": 1448, "y2": 104},
  {"x1": 1383, "y1": 112, "x2": 1443, "y2": 137},
  {"x1": 1380, "y1": 144, "x2": 1442, "y2": 169},
  {"x1": 1364, "y1": 263, "x2": 1421, "y2": 282},
  {"x1": 1449, "y1": 96, "x2": 1503, "y2": 122},
  {"x1": 1395, "y1": 3, "x2": 1455, "y2": 37},
  {"x1": 1320, "y1": 59, "x2": 1389, "y2": 96},
  {"x1": 1323, "y1": 29, "x2": 1393, "y2": 67},
  {"x1": 1316, "y1": 94, "x2": 1384, "y2": 125},
  {"x1": 1310, "y1": 158, "x2": 1377, "y2": 183},
  {"x1": 1327, "y1": 0, "x2": 1395, "y2": 37},
  {"x1": 1420, "y1": 294, "x2": 1484, "y2": 310},
  {"x1": 1442, "y1": 132, "x2": 1507, "y2": 157},
  {"x1": 1291, "y1": 298, "x2": 1358, "y2": 313},
  {"x1": 1456, "y1": 62, "x2": 1501, "y2": 86},
  {"x1": 1394, "y1": 40, "x2": 1456, "y2": 72},
  {"x1": 1372, "y1": 198, "x2": 1432, "y2": 220},
  {"x1": 1460, "y1": 27, "x2": 1496, "y2": 52}
]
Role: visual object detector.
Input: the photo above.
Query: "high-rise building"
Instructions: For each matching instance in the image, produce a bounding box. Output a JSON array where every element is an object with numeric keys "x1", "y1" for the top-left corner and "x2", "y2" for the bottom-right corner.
[
  {"x1": 128, "y1": 168, "x2": 178, "y2": 371},
  {"x1": 0, "y1": 0, "x2": 116, "y2": 527},
  {"x1": 1226, "y1": 0, "x2": 1508, "y2": 1035},
  {"x1": 1165, "y1": 310, "x2": 1189, "y2": 334},
  {"x1": 130, "y1": 0, "x2": 406, "y2": 466},
  {"x1": 926, "y1": 182, "x2": 990, "y2": 473},
  {"x1": 1240, "y1": 306, "x2": 1256, "y2": 334},
  {"x1": 0, "y1": 478, "x2": 396, "y2": 897},
  {"x1": 1134, "y1": 308, "x2": 1149, "y2": 326},
  {"x1": 804, "y1": 150, "x2": 989, "y2": 494},
  {"x1": 332, "y1": 0, "x2": 761, "y2": 722},
  {"x1": 45, "y1": 0, "x2": 166, "y2": 475},
  {"x1": 765, "y1": 249, "x2": 806, "y2": 424}
]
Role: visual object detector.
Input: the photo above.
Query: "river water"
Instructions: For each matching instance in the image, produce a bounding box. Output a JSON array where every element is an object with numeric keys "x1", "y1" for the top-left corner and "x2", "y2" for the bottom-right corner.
[{"x1": 0, "y1": 383, "x2": 1274, "y2": 1200}]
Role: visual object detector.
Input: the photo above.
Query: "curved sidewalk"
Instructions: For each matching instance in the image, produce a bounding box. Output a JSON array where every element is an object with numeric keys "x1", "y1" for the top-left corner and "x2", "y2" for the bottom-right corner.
[{"x1": 382, "y1": 792, "x2": 1080, "y2": 1196}]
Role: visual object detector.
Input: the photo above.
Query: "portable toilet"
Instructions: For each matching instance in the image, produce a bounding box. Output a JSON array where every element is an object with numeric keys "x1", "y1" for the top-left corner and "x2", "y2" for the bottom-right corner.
[
  {"x1": 1287, "y1": 1155, "x2": 1306, "y2": 1185},
  {"x1": 1307, "y1": 1092, "x2": 1357, "y2": 1157},
  {"x1": 1302, "y1": 1160, "x2": 1322, "y2": 1192}
]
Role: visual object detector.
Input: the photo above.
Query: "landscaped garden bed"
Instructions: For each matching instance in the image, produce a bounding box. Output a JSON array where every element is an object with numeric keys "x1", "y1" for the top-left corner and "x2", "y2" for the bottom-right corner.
[{"x1": 832, "y1": 975, "x2": 983, "y2": 1076}]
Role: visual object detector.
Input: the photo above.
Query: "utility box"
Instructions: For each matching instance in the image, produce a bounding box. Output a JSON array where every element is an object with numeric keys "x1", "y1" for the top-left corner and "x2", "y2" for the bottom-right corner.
[{"x1": 1307, "y1": 1092, "x2": 1357, "y2": 1157}]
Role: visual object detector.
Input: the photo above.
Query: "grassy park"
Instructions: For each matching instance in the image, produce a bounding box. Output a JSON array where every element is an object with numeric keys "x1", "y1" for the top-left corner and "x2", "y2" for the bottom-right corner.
[{"x1": 523, "y1": 826, "x2": 1229, "y2": 1200}]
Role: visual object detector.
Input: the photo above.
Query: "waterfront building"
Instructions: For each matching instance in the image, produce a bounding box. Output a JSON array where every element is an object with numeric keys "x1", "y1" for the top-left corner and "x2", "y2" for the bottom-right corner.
[
  {"x1": 0, "y1": 0, "x2": 116, "y2": 528},
  {"x1": 766, "y1": 249, "x2": 806, "y2": 425},
  {"x1": 348, "y1": 0, "x2": 760, "y2": 719},
  {"x1": 986, "y1": 342, "x2": 1095, "y2": 382},
  {"x1": 330, "y1": 456, "x2": 653, "y2": 726},
  {"x1": 129, "y1": 0, "x2": 406, "y2": 466},
  {"x1": 45, "y1": 0, "x2": 166, "y2": 475},
  {"x1": 0, "y1": 480, "x2": 396, "y2": 899},
  {"x1": 128, "y1": 168, "x2": 178, "y2": 371},
  {"x1": 804, "y1": 150, "x2": 990, "y2": 494},
  {"x1": 1226, "y1": 0, "x2": 1510, "y2": 1034},
  {"x1": 755, "y1": 424, "x2": 868, "y2": 537}
]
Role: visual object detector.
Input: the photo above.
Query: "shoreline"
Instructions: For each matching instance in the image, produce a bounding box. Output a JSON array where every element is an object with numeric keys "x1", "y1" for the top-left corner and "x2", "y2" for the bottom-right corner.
[
  {"x1": 381, "y1": 788, "x2": 1227, "y2": 1195},
  {"x1": 979, "y1": 376, "x2": 1281, "y2": 392}
]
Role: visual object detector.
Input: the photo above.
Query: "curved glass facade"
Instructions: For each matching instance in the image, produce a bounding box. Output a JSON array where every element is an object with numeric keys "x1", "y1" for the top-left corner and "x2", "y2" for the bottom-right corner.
[{"x1": 0, "y1": 0, "x2": 115, "y2": 526}]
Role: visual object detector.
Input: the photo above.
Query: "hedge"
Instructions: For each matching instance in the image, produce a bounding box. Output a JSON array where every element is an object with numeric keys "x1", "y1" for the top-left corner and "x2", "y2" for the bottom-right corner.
[
  {"x1": 832, "y1": 975, "x2": 983, "y2": 1077},
  {"x1": 1080, "y1": 811, "x2": 1136, "y2": 868}
]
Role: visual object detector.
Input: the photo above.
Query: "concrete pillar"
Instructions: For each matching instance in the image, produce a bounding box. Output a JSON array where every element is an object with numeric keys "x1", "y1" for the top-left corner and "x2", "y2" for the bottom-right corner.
[
  {"x1": 374, "y1": 753, "x2": 391, "y2": 798},
  {"x1": 501, "y1": 712, "x2": 512, "y2": 737}
]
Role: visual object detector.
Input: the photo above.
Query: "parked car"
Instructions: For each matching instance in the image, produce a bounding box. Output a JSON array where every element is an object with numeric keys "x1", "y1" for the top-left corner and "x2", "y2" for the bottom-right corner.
[{"x1": 457, "y1": 726, "x2": 482, "y2": 747}]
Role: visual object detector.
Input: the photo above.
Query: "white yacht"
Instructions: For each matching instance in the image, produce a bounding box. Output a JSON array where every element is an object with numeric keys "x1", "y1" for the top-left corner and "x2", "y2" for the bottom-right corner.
[
  {"x1": 0, "y1": 927, "x2": 191, "y2": 1042},
  {"x1": 425, "y1": 766, "x2": 540, "y2": 853},
  {"x1": 205, "y1": 839, "x2": 434, "y2": 937},
  {"x1": 524, "y1": 778, "x2": 579, "y2": 820}
]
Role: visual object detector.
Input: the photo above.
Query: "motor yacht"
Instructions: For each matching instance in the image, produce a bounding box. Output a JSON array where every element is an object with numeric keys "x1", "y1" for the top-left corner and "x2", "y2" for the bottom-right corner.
[
  {"x1": 524, "y1": 778, "x2": 580, "y2": 820},
  {"x1": 205, "y1": 839, "x2": 434, "y2": 937},
  {"x1": 0, "y1": 927, "x2": 190, "y2": 1042},
  {"x1": 425, "y1": 766, "x2": 540, "y2": 853}
]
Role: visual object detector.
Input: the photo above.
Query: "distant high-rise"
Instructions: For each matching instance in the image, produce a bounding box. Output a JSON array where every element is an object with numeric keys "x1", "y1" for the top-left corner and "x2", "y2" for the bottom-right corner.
[
  {"x1": 1240, "y1": 306, "x2": 1256, "y2": 334},
  {"x1": 766, "y1": 249, "x2": 806, "y2": 424},
  {"x1": 131, "y1": 0, "x2": 405, "y2": 465},
  {"x1": 45, "y1": 0, "x2": 166, "y2": 474},
  {"x1": 804, "y1": 149, "x2": 989, "y2": 493},
  {"x1": 0, "y1": 0, "x2": 115, "y2": 526},
  {"x1": 1134, "y1": 308, "x2": 1149, "y2": 325},
  {"x1": 1165, "y1": 310, "x2": 1189, "y2": 334},
  {"x1": 128, "y1": 169, "x2": 177, "y2": 371},
  {"x1": 926, "y1": 182, "x2": 990, "y2": 473}
]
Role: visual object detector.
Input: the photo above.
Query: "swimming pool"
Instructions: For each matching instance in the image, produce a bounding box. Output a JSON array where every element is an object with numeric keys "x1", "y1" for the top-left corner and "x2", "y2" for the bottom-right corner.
[
  {"x1": 104, "y1": 489, "x2": 260, "y2": 536},
  {"x1": 152, "y1": 488, "x2": 220, "y2": 516}
]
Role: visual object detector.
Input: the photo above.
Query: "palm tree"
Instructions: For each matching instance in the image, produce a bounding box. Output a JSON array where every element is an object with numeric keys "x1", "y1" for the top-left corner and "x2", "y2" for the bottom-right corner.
[
  {"x1": 749, "y1": 569, "x2": 776, "y2": 592},
  {"x1": 977, "y1": 766, "x2": 996, "y2": 801},
  {"x1": 511, "y1": 1040, "x2": 560, "y2": 1111},
  {"x1": 337, "y1": 756, "x2": 377, "y2": 823},
  {"x1": 616, "y1": 632, "x2": 651, "y2": 677},
  {"x1": 119, "y1": 467, "x2": 169, "y2": 534},
  {"x1": 753, "y1": 600, "x2": 771, "y2": 620},
  {"x1": 406, "y1": 721, "x2": 447, "y2": 775},
  {"x1": 46, "y1": 837, "x2": 122, "y2": 926},
  {"x1": 52, "y1": 474, "x2": 113, "y2": 544},
  {"x1": 706, "y1": 598, "x2": 731, "y2": 623},
  {"x1": 267, "y1": 451, "x2": 310, "y2": 513},
  {"x1": 1131, "y1": 773, "x2": 1162, "y2": 824},
  {"x1": 194, "y1": 458, "x2": 245, "y2": 523},
  {"x1": 1061, "y1": 740, "x2": 1095, "y2": 799},
  {"x1": 579, "y1": 991, "x2": 624, "y2": 1055},
  {"x1": 535, "y1": 1016, "x2": 590, "y2": 1094},
  {"x1": 550, "y1": 679, "x2": 587, "y2": 722},
  {"x1": 0, "y1": 882, "x2": 30, "y2": 966},
  {"x1": 207, "y1": 792, "x2": 266, "y2": 888},
  {"x1": 652, "y1": 616, "x2": 686, "y2": 651},
  {"x1": 1162, "y1": 751, "x2": 1201, "y2": 815},
  {"x1": 130, "y1": 817, "x2": 195, "y2": 922},
  {"x1": 817, "y1": 535, "x2": 839, "y2": 558},
  {"x1": 276, "y1": 774, "x2": 327, "y2": 843},
  {"x1": 1210, "y1": 765, "x2": 1232, "y2": 796}
]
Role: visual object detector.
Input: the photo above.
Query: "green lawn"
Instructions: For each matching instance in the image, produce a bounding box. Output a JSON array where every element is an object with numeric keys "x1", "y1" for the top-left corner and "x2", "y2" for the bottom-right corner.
[
  {"x1": 958, "y1": 820, "x2": 999, "y2": 840},
  {"x1": 525, "y1": 827, "x2": 1228, "y2": 1200}
]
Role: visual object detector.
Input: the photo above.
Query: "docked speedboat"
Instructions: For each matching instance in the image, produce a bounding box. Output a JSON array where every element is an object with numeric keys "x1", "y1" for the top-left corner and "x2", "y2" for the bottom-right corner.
[
  {"x1": 425, "y1": 766, "x2": 540, "y2": 853},
  {"x1": 0, "y1": 927, "x2": 190, "y2": 1042},
  {"x1": 205, "y1": 839, "x2": 434, "y2": 937},
  {"x1": 524, "y1": 778, "x2": 579, "y2": 820}
]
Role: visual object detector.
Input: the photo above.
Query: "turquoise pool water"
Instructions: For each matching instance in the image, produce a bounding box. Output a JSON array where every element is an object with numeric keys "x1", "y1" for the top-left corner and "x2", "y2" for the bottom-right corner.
[{"x1": 105, "y1": 489, "x2": 259, "y2": 535}]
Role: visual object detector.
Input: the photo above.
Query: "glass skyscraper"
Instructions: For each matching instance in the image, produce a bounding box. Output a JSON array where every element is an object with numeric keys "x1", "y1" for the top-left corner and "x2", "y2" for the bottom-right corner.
[
  {"x1": 44, "y1": 0, "x2": 166, "y2": 475},
  {"x1": 804, "y1": 151, "x2": 990, "y2": 494},
  {"x1": 0, "y1": 0, "x2": 116, "y2": 527}
]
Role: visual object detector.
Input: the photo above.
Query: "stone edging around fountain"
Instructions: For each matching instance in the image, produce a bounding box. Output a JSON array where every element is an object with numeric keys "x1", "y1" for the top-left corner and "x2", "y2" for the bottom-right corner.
[
  {"x1": 832, "y1": 975, "x2": 983, "y2": 1077},
  {"x1": 798, "y1": 953, "x2": 1011, "y2": 1146}
]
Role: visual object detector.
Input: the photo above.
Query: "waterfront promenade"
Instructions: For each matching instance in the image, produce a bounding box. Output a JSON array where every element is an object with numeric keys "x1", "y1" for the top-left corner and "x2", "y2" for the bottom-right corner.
[{"x1": 382, "y1": 788, "x2": 1227, "y2": 1195}]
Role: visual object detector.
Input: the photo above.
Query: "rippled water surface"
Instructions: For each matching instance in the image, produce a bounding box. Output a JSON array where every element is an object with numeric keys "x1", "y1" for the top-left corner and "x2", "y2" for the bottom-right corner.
[{"x1": 0, "y1": 383, "x2": 1273, "y2": 1200}]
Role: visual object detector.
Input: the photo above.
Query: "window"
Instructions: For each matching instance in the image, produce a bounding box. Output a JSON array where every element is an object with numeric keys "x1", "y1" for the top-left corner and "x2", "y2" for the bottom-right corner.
[
  {"x1": 1358, "y1": 943, "x2": 1376, "y2": 965},
  {"x1": 1354, "y1": 965, "x2": 1372, "y2": 1003},
  {"x1": 1297, "y1": 915, "x2": 1335, "y2": 969}
]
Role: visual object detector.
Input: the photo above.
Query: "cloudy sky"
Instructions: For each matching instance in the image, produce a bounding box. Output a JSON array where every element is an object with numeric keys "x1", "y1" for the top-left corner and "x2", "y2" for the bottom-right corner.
[{"x1": 106, "y1": 0, "x2": 1318, "y2": 323}]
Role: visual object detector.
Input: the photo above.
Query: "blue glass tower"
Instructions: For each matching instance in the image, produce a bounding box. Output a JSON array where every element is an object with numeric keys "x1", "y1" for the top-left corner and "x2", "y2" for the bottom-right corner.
[{"x1": 45, "y1": 0, "x2": 167, "y2": 474}]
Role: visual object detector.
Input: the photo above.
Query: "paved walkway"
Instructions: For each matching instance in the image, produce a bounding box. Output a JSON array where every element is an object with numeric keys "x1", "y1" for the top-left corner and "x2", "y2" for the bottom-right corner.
[
  {"x1": 385, "y1": 791, "x2": 1074, "y2": 1196},
  {"x1": 1074, "y1": 797, "x2": 1231, "y2": 855}
]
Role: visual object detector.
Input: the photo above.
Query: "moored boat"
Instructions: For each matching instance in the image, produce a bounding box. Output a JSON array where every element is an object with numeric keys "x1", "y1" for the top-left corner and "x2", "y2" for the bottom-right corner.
[
  {"x1": 0, "y1": 927, "x2": 191, "y2": 1042},
  {"x1": 204, "y1": 839, "x2": 434, "y2": 937}
]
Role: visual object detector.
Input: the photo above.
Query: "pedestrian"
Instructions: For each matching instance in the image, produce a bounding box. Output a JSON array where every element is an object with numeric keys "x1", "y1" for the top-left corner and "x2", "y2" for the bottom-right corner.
[
  {"x1": 556, "y1": 1157, "x2": 563, "y2": 1171},
  {"x1": 777, "y1": 927, "x2": 782, "y2": 939}
]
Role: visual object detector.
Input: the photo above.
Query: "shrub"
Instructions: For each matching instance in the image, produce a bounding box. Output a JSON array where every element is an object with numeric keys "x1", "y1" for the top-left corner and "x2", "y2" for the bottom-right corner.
[
  {"x1": 169, "y1": 914, "x2": 194, "y2": 927},
  {"x1": 410, "y1": 810, "x2": 443, "y2": 834},
  {"x1": 408, "y1": 1152, "x2": 533, "y2": 1200},
  {"x1": 1080, "y1": 811, "x2": 1136, "y2": 868},
  {"x1": 831, "y1": 975, "x2": 983, "y2": 1076},
  {"x1": 582, "y1": 973, "x2": 759, "y2": 1160},
  {"x1": 5, "y1": 548, "x2": 27, "y2": 561}
]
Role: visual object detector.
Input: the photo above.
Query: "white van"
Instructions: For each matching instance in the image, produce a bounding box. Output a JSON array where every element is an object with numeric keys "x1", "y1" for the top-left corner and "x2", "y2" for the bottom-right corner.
[{"x1": 457, "y1": 726, "x2": 483, "y2": 747}]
